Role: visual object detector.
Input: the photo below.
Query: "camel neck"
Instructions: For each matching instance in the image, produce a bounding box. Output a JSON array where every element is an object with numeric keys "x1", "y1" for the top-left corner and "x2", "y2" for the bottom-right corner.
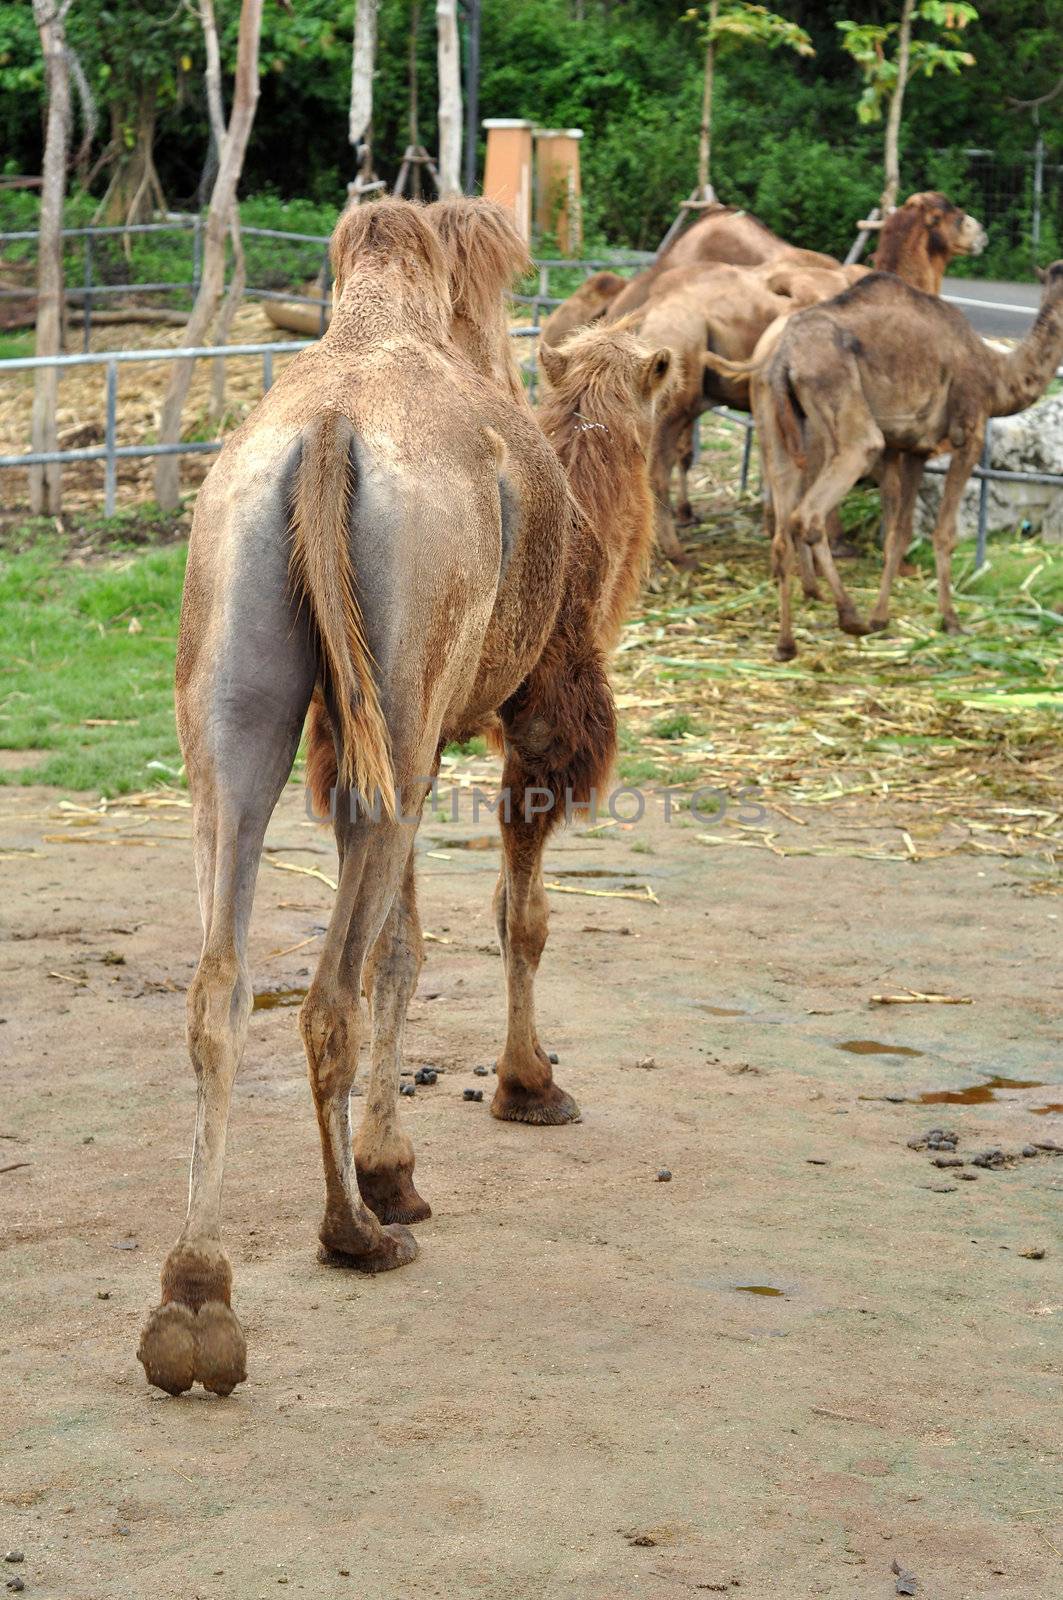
[{"x1": 990, "y1": 292, "x2": 1063, "y2": 417}]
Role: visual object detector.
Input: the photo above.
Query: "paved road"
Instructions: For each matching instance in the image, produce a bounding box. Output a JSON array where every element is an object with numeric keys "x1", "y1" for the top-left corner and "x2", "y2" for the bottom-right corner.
[{"x1": 941, "y1": 275, "x2": 1040, "y2": 337}]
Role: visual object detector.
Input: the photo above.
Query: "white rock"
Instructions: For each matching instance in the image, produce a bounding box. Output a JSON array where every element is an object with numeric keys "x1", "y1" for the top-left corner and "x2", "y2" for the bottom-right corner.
[{"x1": 915, "y1": 392, "x2": 1063, "y2": 544}]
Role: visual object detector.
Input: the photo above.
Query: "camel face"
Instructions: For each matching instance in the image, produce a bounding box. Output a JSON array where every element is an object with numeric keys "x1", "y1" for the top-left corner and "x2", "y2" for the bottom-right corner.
[
  {"x1": 953, "y1": 210, "x2": 987, "y2": 258},
  {"x1": 540, "y1": 322, "x2": 675, "y2": 450}
]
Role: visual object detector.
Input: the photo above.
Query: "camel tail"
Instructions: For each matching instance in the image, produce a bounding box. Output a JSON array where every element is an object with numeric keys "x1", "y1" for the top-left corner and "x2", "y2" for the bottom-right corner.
[
  {"x1": 702, "y1": 350, "x2": 758, "y2": 383},
  {"x1": 289, "y1": 413, "x2": 396, "y2": 820},
  {"x1": 768, "y1": 362, "x2": 805, "y2": 470}
]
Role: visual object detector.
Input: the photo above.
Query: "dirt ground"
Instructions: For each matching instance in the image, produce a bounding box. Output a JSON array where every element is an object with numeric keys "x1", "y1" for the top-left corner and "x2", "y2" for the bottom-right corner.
[{"x1": 1, "y1": 779, "x2": 1060, "y2": 1600}]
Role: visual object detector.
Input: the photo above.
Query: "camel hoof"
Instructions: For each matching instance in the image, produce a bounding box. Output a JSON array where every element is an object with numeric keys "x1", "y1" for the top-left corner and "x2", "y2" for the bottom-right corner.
[
  {"x1": 867, "y1": 616, "x2": 889, "y2": 634},
  {"x1": 676, "y1": 507, "x2": 697, "y2": 528},
  {"x1": 356, "y1": 1163, "x2": 432, "y2": 1225},
  {"x1": 138, "y1": 1303, "x2": 197, "y2": 1395},
  {"x1": 194, "y1": 1301, "x2": 248, "y2": 1396},
  {"x1": 801, "y1": 584, "x2": 822, "y2": 601},
  {"x1": 839, "y1": 612, "x2": 872, "y2": 638},
  {"x1": 491, "y1": 1081, "x2": 582, "y2": 1125},
  {"x1": 137, "y1": 1298, "x2": 247, "y2": 1397},
  {"x1": 317, "y1": 1223, "x2": 419, "y2": 1274},
  {"x1": 773, "y1": 641, "x2": 798, "y2": 662},
  {"x1": 941, "y1": 616, "x2": 965, "y2": 635}
]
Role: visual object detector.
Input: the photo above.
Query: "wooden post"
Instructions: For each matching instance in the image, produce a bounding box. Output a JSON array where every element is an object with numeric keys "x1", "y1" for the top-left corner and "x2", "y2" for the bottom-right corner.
[
  {"x1": 533, "y1": 128, "x2": 583, "y2": 255},
  {"x1": 482, "y1": 119, "x2": 533, "y2": 242}
]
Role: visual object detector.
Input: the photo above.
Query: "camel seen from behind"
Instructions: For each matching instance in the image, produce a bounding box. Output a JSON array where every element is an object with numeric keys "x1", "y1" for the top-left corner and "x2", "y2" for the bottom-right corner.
[
  {"x1": 729, "y1": 264, "x2": 1063, "y2": 657},
  {"x1": 137, "y1": 198, "x2": 672, "y2": 1399}
]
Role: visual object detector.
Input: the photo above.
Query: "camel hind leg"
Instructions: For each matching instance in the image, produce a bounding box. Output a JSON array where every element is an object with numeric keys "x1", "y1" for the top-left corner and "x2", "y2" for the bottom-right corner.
[
  {"x1": 787, "y1": 367, "x2": 883, "y2": 638},
  {"x1": 353, "y1": 851, "x2": 432, "y2": 1224},
  {"x1": 300, "y1": 804, "x2": 424, "y2": 1272},
  {"x1": 869, "y1": 451, "x2": 925, "y2": 631},
  {"x1": 930, "y1": 427, "x2": 983, "y2": 633},
  {"x1": 138, "y1": 608, "x2": 314, "y2": 1396}
]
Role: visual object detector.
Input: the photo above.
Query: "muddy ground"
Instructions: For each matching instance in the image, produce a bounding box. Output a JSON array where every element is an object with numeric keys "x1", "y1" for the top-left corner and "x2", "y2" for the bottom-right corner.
[{"x1": 1, "y1": 782, "x2": 1060, "y2": 1600}]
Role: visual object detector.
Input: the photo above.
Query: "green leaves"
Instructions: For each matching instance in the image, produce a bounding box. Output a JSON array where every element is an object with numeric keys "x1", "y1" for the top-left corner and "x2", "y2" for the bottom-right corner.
[
  {"x1": 837, "y1": 4, "x2": 978, "y2": 125},
  {"x1": 686, "y1": 2, "x2": 813, "y2": 59}
]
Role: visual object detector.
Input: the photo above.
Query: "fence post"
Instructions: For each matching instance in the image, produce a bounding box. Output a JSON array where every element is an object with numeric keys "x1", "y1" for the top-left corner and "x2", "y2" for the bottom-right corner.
[
  {"x1": 82, "y1": 234, "x2": 93, "y2": 353},
  {"x1": 104, "y1": 358, "x2": 118, "y2": 517},
  {"x1": 975, "y1": 421, "x2": 992, "y2": 569},
  {"x1": 191, "y1": 215, "x2": 202, "y2": 299},
  {"x1": 740, "y1": 422, "x2": 753, "y2": 492},
  {"x1": 263, "y1": 349, "x2": 273, "y2": 392},
  {"x1": 318, "y1": 247, "x2": 331, "y2": 336},
  {"x1": 1032, "y1": 131, "x2": 1045, "y2": 257}
]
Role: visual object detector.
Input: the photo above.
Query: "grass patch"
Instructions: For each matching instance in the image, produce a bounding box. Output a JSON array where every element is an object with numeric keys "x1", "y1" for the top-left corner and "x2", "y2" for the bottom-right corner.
[{"x1": 0, "y1": 535, "x2": 186, "y2": 793}]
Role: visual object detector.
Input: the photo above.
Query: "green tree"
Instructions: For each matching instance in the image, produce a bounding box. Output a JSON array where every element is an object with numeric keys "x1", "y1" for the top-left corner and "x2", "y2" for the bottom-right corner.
[
  {"x1": 684, "y1": 1, "x2": 813, "y2": 199},
  {"x1": 838, "y1": 1, "x2": 978, "y2": 210}
]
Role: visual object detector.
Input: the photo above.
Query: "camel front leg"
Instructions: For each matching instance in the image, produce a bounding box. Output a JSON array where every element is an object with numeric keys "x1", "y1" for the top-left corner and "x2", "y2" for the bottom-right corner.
[
  {"x1": 930, "y1": 430, "x2": 983, "y2": 633},
  {"x1": 869, "y1": 451, "x2": 925, "y2": 631},
  {"x1": 492, "y1": 794, "x2": 578, "y2": 1124},
  {"x1": 675, "y1": 421, "x2": 696, "y2": 526},
  {"x1": 354, "y1": 850, "x2": 431, "y2": 1225},
  {"x1": 650, "y1": 413, "x2": 695, "y2": 565}
]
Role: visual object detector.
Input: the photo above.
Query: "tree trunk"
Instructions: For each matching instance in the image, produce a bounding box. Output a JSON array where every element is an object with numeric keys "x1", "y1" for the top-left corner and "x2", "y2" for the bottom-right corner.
[
  {"x1": 30, "y1": 0, "x2": 72, "y2": 517},
  {"x1": 349, "y1": 0, "x2": 378, "y2": 160},
  {"x1": 696, "y1": 0, "x2": 718, "y2": 198},
  {"x1": 436, "y1": 0, "x2": 462, "y2": 197},
  {"x1": 881, "y1": 0, "x2": 914, "y2": 213},
  {"x1": 154, "y1": 0, "x2": 263, "y2": 511},
  {"x1": 96, "y1": 89, "x2": 166, "y2": 230},
  {"x1": 409, "y1": 0, "x2": 420, "y2": 199},
  {"x1": 201, "y1": 0, "x2": 246, "y2": 423},
  {"x1": 462, "y1": 0, "x2": 481, "y2": 192}
]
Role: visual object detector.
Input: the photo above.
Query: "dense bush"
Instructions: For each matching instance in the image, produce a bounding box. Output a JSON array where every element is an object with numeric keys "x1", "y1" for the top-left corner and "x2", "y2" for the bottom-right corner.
[{"x1": 2, "y1": 0, "x2": 1060, "y2": 276}]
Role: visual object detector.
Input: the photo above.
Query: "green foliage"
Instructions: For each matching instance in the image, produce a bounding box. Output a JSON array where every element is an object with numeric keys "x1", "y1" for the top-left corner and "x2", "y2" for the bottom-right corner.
[
  {"x1": 686, "y1": 2, "x2": 813, "y2": 58},
  {"x1": 0, "y1": 2, "x2": 1059, "y2": 277},
  {"x1": 838, "y1": 4, "x2": 978, "y2": 126}
]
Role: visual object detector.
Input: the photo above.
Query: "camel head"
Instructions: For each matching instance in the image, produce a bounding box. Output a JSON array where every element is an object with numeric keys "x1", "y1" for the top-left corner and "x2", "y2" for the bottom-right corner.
[
  {"x1": 539, "y1": 319, "x2": 674, "y2": 449},
  {"x1": 541, "y1": 271, "x2": 628, "y2": 348},
  {"x1": 1034, "y1": 261, "x2": 1063, "y2": 295},
  {"x1": 905, "y1": 191, "x2": 987, "y2": 260}
]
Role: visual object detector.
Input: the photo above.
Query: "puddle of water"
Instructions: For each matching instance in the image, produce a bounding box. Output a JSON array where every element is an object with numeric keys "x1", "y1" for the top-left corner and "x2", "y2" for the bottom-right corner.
[
  {"x1": 837, "y1": 1040, "x2": 924, "y2": 1058},
  {"x1": 429, "y1": 835, "x2": 496, "y2": 851},
  {"x1": 1031, "y1": 1103, "x2": 1063, "y2": 1115},
  {"x1": 697, "y1": 1004, "x2": 747, "y2": 1018},
  {"x1": 253, "y1": 986, "x2": 308, "y2": 1012},
  {"x1": 918, "y1": 1074, "x2": 1046, "y2": 1106},
  {"x1": 735, "y1": 1285, "x2": 786, "y2": 1298}
]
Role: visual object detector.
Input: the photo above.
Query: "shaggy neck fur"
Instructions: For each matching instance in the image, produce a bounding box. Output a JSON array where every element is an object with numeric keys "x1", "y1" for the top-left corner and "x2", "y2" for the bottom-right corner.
[{"x1": 539, "y1": 382, "x2": 656, "y2": 652}]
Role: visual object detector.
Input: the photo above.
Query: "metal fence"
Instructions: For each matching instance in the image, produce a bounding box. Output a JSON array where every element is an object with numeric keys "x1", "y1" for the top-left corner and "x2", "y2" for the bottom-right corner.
[
  {"x1": 1, "y1": 222, "x2": 1061, "y2": 556},
  {"x1": 0, "y1": 326, "x2": 542, "y2": 517}
]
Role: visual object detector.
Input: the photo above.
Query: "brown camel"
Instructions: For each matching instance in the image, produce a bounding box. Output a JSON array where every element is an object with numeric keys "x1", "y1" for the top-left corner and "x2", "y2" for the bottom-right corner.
[
  {"x1": 136, "y1": 198, "x2": 671, "y2": 1397},
  {"x1": 609, "y1": 260, "x2": 869, "y2": 557},
  {"x1": 722, "y1": 265, "x2": 1063, "y2": 658},
  {"x1": 540, "y1": 269, "x2": 628, "y2": 346},
  {"x1": 871, "y1": 191, "x2": 986, "y2": 293}
]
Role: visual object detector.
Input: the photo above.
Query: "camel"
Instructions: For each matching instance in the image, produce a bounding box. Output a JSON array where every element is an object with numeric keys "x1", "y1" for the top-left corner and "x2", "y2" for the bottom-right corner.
[
  {"x1": 871, "y1": 190, "x2": 986, "y2": 293},
  {"x1": 713, "y1": 264, "x2": 1063, "y2": 659},
  {"x1": 605, "y1": 259, "x2": 868, "y2": 557},
  {"x1": 540, "y1": 269, "x2": 627, "y2": 346},
  {"x1": 136, "y1": 198, "x2": 672, "y2": 1397}
]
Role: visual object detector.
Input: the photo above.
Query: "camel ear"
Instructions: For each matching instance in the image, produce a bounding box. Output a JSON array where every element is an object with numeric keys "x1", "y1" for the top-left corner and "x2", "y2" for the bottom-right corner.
[
  {"x1": 642, "y1": 347, "x2": 672, "y2": 395},
  {"x1": 1035, "y1": 264, "x2": 1047, "y2": 284},
  {"x1": 538, "y1": 340, "x2": 568, "y2": 387}
]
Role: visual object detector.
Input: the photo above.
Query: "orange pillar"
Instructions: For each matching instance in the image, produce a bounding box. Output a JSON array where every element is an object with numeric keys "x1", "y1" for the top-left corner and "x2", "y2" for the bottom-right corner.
[
  {"x1": 533, "y1": 128, "x2": 583, "y2": 255},
  {"x1": 482, "y1": 118, "x2": 534, "y2": 243}
]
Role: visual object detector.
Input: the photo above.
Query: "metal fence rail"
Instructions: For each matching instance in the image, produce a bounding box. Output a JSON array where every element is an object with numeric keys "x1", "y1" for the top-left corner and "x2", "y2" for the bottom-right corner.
[
  {"x1": 1, "y1": 219, "x2": 1060, "y2": 545},
  {"x1": 0, "y1": 328, "x2": 542, "y2": 516}
]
